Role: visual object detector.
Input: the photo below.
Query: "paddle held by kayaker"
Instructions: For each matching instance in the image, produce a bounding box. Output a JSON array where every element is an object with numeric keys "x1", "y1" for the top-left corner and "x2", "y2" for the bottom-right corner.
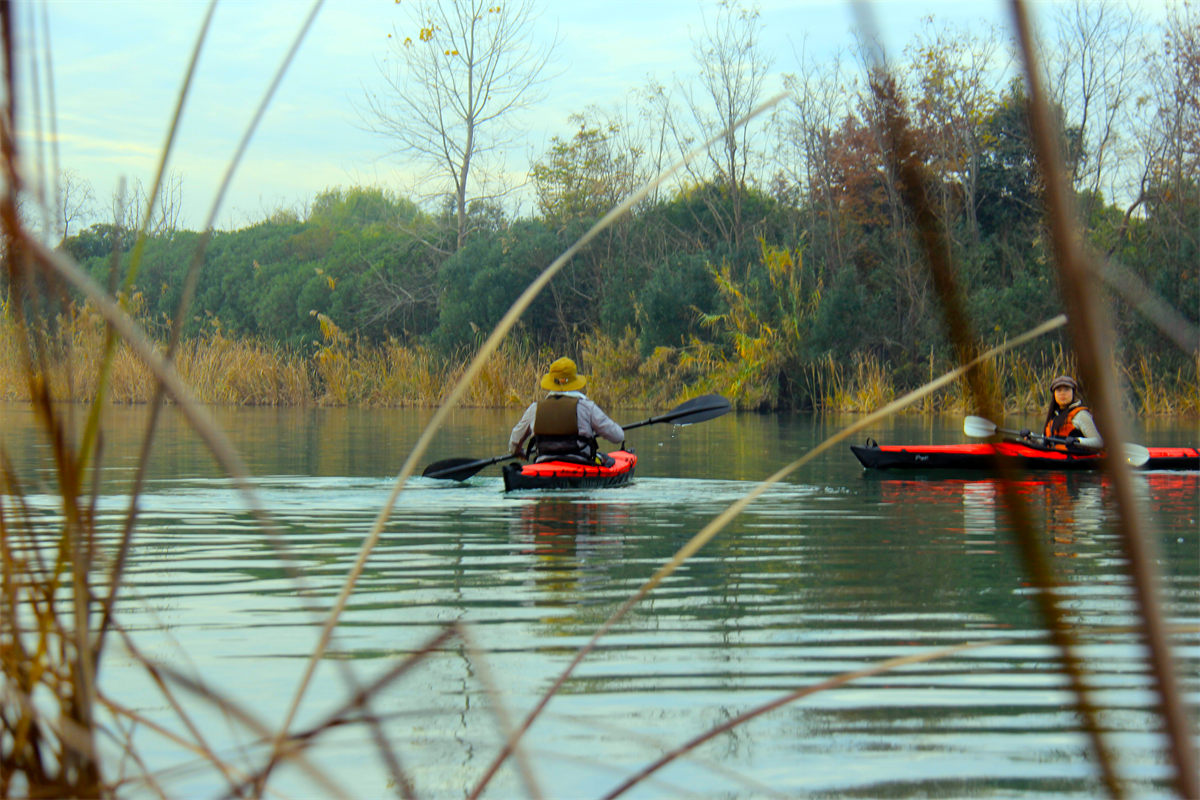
[
  {"x1": 1020, "y1": 375, "x2": 1103, "y2": 451},
  {"x1": 508, "y1": 357, "x2": 625, "y2": 466}
]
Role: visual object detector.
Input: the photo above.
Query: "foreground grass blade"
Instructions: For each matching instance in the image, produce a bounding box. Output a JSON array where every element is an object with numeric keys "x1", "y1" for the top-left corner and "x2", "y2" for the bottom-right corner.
[
  {"x1": 1012, "y1": 1, "x2": 1197, "y2": 791},
  {"x1": 602, "y1": 640, "x2": 1006, "y2": 800},
  {"x1": 467, "y1": 315, "x2": 1067, "y2": 799},
  {"x1": 284, "y1": 82, "x2": 790, "y2": 755}
]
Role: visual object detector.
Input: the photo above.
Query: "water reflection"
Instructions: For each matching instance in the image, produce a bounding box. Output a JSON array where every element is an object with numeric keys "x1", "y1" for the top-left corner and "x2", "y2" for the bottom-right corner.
[
  {"x1": 863, "y1": 470, "x2": 1197, "y2": 574},
  {"x1": 2, "y1": 404, "x2": 1196, "y2": 798},
  {"x1": 507, "y1": 498, "x2": 631, "y2": 603}
]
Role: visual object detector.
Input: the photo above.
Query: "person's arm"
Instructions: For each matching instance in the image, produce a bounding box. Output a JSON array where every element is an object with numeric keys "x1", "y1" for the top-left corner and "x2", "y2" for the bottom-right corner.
[
  {"x1": 1069, "y1": 409, "x2": 1103, "y2": 450},
  {"x1": 509, "y1": 403, "x2": 537, "y2": 456},
  {"x1": 579, "y1": 398, "x2": 624, "y2": 445}
]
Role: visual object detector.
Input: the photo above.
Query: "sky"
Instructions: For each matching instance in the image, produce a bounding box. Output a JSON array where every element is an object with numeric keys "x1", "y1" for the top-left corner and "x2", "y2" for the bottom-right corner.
[{"x1": 13, "y1": 0, "x2": 1175, "y2": 232}]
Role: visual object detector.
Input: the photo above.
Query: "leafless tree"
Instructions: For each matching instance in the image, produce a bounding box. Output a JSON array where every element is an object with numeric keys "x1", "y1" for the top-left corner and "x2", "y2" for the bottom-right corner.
[
  {"x1": 631, "y1": 77, "x2": 688, "y2": 207},
  {"x1": 903, "y1": 19, "x2": 1010, "y2": 241},
  {"x1": 1041, "y1": 0, "x2": 1148, "y2": 220},
  {"x1": 1146, "y1": 0, "x2": 1200, "y2": 193},
  {"x1": 778, "y1": 43, "x2": 855, "y2": 267},
  {"x1": 363, "y1": 0, "x2": 558, "y2": 251},
  {"x1": 54, "y1": 168, "x2": 95, "y2": 242},
  {"x1": 684, "y1": 0, "x2": 772, "y2": 248},
  {"x1": 1112, "y1": 0, "x2": 1199, "y2": 267},
  {"x1": 109, "y1": 173, "x2": 184, "y2": 238},
  {"x1": 592, "y1": 84, "x2": 680, "y2": 208}
]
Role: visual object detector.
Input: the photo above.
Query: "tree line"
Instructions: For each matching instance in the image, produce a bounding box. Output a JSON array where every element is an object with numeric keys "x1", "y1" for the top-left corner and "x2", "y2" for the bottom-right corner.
[{"x1": 19, "y1": 1, "x2": 1200, "y2": 409}]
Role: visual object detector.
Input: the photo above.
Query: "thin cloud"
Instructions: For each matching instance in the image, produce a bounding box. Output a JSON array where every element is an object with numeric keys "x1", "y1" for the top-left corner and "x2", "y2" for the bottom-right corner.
[{"x1": 23, "y1": 0, "x2": 1172, "y2": 231}]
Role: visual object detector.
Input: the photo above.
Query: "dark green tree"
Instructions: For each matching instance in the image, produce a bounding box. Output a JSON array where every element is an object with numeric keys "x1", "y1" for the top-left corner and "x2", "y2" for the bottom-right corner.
[{"x1": 430, "y1": 219, "x2": 562, "y2": 352}]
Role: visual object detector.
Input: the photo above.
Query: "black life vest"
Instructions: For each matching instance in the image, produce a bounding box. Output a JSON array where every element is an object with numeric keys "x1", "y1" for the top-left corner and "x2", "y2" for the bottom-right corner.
[{"x1": 530, "y1": 395, "x2": 597, "y2": 462}]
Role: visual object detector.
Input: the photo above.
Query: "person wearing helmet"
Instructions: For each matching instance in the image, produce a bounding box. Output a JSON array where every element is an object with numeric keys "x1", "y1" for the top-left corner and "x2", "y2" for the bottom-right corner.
[
  {"x1": 1021, "y1": 375, "x2": 1103, "y2": 450},
  {"x1": 508, "y1": 357, "x2": 624, "y2": 465}
]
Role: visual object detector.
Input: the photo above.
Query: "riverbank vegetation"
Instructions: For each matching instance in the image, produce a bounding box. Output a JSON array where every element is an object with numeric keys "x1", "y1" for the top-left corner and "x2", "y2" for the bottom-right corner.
[
  {"x1": 4, "y1": 4, "x2": 1196, "y2": 415},
  {"x1": 2, "y1": 296, "x2": 1196, "y2": 414}
]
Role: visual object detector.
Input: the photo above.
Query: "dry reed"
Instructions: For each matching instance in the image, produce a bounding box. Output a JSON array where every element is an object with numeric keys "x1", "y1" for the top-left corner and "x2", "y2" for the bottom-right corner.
[
  {"x1": 1, "y1": 304, "x2": 1194, "y2": 415},
  {"x1": 3, "y1": 0, "x2": 1196, "y2": 797}
]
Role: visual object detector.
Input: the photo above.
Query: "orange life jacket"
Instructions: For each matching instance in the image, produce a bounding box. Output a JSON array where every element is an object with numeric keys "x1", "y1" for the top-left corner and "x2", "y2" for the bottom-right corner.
[{"x1": 1045, "y1": 404, "x2": 1088, "y2": 439}]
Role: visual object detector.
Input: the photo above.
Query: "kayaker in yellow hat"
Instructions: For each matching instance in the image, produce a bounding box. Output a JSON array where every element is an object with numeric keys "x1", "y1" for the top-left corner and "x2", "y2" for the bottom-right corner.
[
  {"x1": 508, "y1": 357, "x2": 624, "y2": 465},
  {"x1": 1022, "y1": 375, "x2": 1103, "y2": 450}
]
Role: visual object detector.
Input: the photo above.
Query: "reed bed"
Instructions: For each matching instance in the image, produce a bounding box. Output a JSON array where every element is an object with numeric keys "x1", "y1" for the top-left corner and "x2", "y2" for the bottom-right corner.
[
  {"x1": 814, "y1": 352, "x2": 897, "y2": 412},
  {"x1": 1123, "y1": 353, "x2": 1200, "y2": 416},
  {"x1": 2, "y1": 1, "x2": 1196, "y2": 798},
  {"x1": 0, "y1": 302, "x2": 1194, "y2": 415}
]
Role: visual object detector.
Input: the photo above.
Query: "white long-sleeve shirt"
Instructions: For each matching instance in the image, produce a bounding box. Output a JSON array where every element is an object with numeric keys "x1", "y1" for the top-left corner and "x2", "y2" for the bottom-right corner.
[
  {"x1": 1065, "y1": 408, "x2": 1103, "y2": 449},
  {"x1": 508, "y1": 391, "x2": 624, "y2": 456}
]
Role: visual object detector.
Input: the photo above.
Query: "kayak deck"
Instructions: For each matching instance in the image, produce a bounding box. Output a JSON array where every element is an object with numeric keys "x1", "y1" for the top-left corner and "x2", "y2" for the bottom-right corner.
[
  {"x1": 502, "y1": 450, "x2": 637, "y2": 491},
  {"x1": 851, "y1": 440, "x2": 1199, "y2": 471}
]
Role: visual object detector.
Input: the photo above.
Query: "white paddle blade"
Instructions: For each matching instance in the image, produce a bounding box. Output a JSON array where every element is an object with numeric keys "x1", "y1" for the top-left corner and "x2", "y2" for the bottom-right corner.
[
  {"x1": 1123, "y1": 443, "x2": 1151, "y2": 467},
  {"x1": 963, "y1": 415, "x2": 999, "y2": 438}
]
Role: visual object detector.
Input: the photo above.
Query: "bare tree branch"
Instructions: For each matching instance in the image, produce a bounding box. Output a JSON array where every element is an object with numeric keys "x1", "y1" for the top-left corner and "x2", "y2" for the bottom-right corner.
[{"x1": 362, "y1": 0, "x2": 558, "y2": 249}]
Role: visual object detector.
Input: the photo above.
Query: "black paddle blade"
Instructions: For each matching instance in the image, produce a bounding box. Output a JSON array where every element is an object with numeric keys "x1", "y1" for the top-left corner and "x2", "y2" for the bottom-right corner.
[
  {"x1": 622, "y1": 394, "x2": 732, "y2": 431},
  {"x1": 659, "y1": 393, "x2": 732, "y2": 425},
  {"x1": 422, "y1": 455, "x2": 505, "y2": 481}
]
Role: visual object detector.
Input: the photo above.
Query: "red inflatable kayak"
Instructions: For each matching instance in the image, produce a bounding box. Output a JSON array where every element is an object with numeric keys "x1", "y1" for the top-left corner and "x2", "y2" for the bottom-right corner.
[
  {"x1": 502, "y1": 450, "x2": 637, "y2": 491},
  {"x1": 851, "y1": 440, "x2": 1198, "y2": 471}
]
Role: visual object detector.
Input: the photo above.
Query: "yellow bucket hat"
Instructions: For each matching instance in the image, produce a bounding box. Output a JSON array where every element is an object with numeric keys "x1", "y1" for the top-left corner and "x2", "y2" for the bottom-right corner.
[{"x1": 540, "y1": 357, "x2": 587, "y2": 392}]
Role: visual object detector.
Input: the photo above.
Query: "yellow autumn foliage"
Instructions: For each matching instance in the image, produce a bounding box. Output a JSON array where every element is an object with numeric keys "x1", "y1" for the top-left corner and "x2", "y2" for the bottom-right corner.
[{"x1": 0, "y1": 297, "x2": 1192, "y2": 414}]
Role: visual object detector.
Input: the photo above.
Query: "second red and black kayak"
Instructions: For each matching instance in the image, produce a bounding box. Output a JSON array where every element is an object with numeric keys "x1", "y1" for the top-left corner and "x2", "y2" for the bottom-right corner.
[
  {"x1": 851, "y1": 440, "x2": 1199, "y2": 471},
  {"x1": 502, "y1": 450, "x2": 638, "y2": 492}
]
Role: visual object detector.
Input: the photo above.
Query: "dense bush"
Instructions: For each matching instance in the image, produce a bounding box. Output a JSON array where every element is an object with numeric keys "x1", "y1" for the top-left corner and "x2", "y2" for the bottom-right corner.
[{"x1": 41, "y1": 74, "x2": 1195, "y2": 411}]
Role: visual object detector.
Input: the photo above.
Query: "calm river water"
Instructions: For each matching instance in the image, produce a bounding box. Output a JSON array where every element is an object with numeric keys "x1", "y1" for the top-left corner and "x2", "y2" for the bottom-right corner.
[{"x1": 2, "y1": 404, "x2": 1197, "y2": 799}]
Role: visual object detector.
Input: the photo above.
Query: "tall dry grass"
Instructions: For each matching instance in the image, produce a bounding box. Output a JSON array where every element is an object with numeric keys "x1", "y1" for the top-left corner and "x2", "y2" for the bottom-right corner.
[
  {"x1": 0, "y1": 299, "x2": 312, "y2": 406},
  {"x1": 1123, "y1": 352, "x2": 1200, "y2": 416},
  {"x1": 0, "y1": 305, "x2": 579, "y2": 410},
  {"x1": 3, "y1": 1, "x2": 1196, "y2": 798},
  {"x1": 2, "y1": 295, "x2": 1195, "y2": 415},
  {"x1": 309, "y1": 311, "x2": 545, "y2": 407}
]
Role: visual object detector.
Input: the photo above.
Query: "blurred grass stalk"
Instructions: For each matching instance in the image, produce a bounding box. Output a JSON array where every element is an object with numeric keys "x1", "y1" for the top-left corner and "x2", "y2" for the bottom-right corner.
[
  {"x1": 1, "y1": 2, "x2": 102, "y2": 794},
  {"x1": 473, "y1": 1, "x2": 1198, "y2": 795},
  {"x1": 2, "y1": 0, "x2": 1196, "y2": 798},
  {"x1": 0, "y1": 0, "x2": 374, "y2": 796},
  {"x1": 1010, "y1": 0, "x2": 1197, "y2": 794}
]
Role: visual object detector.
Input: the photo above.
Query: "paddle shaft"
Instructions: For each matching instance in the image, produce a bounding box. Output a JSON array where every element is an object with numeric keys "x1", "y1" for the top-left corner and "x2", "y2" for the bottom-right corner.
[
  {"x1": 966, "y1": 415, "x2": 1082, "y2": 446},
  {"x1": 421, "y1": 454, "x2": 518, "y2": 481},
  {"x1": 423, "y1": 394, "x2": 731, "y2": 480},
  {"x1": 964, "y1": 415, "x2": 1149, "y2": 467},
  {"x1": 619, "y1": 394, "x2": 732, "y2": 431},
  {"x1": 984, "y1": 421, "x2": 1101, "y2": 450}
]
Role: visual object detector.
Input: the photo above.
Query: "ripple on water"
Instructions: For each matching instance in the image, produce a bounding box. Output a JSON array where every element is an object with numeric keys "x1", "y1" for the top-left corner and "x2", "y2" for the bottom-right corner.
[{"x1": 8, "y1": 459, "x2": 1196, "y2": 799}]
